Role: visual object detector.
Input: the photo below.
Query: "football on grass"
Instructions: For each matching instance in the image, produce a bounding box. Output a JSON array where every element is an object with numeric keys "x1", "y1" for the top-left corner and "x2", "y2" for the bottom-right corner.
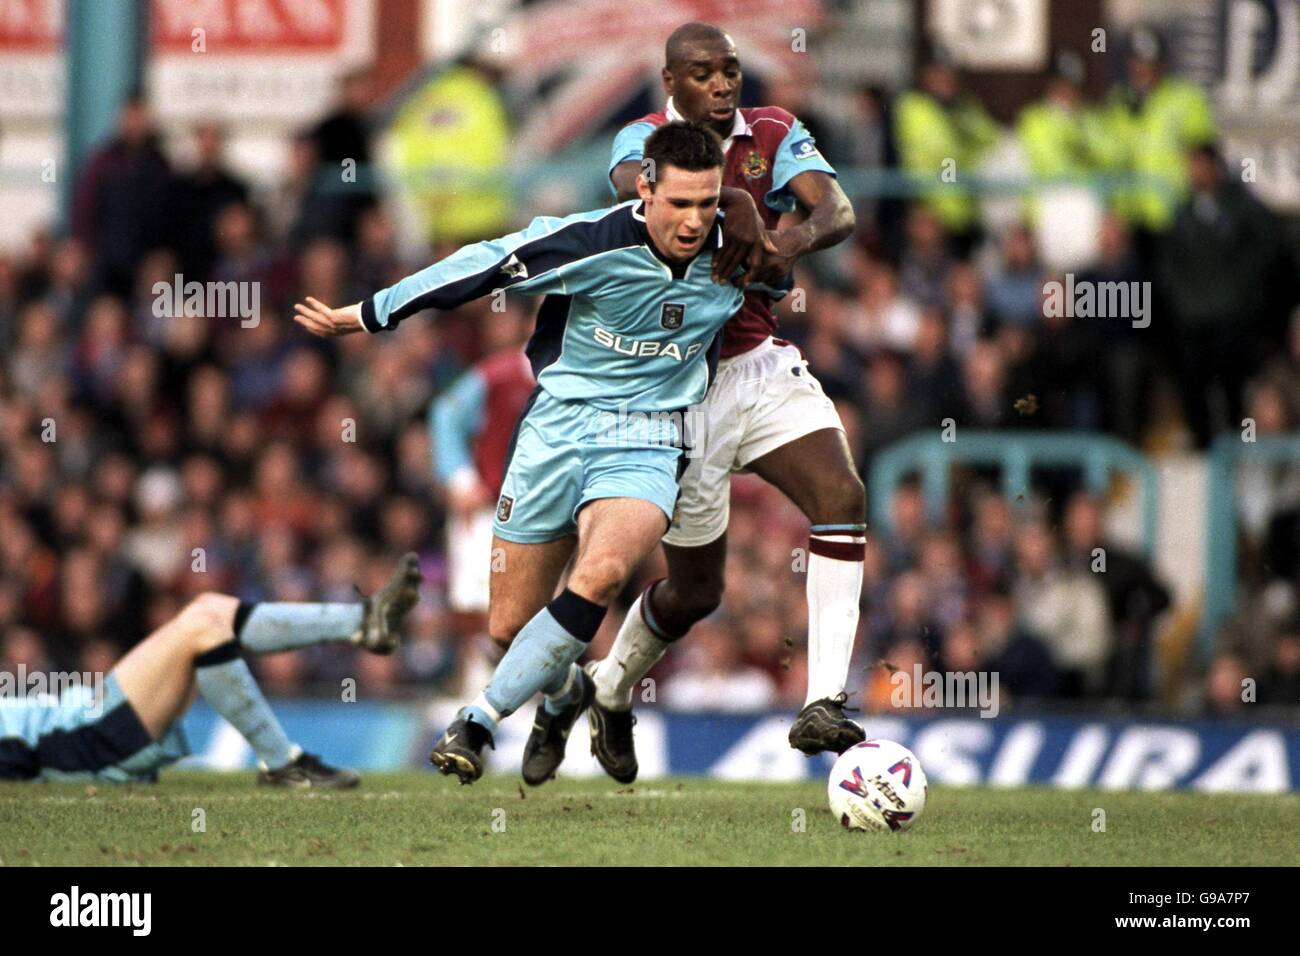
[{"x1": 828, "y1": 739, "x2": 928, "y2": 832}]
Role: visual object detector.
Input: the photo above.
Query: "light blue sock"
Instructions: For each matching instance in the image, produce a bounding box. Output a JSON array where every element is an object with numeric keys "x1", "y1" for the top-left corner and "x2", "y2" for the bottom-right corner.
[
  {"x1": 194, "y1": 656, "x2": 294, "y2": 769},
  {"x1": 463, "y1": 609, "x2": 588, "y2": 734},
  {"x1": 236, "y1": 602, "x2": 364, "y2": 653},
  {"x1": 542, "y1": 664, "x2": 584, "y2": 715}
]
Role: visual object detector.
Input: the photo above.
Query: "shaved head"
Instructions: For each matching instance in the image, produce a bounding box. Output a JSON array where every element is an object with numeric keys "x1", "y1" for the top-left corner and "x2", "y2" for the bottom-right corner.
[
  {"x1": 665, "y1": 22, "x2": 734, "y2": 70},
  {"x1": 661, "y1": 22, "x2": 742, "y2": 137}
]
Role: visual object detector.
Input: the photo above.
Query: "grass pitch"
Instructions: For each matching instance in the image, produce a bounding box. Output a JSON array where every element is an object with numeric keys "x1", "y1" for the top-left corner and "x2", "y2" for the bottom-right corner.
[{"x1": 1, "y1": 772, "x2": 1296, "y2": 866}]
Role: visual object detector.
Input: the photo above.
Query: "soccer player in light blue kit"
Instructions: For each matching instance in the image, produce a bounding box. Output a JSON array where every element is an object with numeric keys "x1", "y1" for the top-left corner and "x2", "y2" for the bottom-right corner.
[{"x1": 294, "y1": 122, "x2": 777, "y2": 783}]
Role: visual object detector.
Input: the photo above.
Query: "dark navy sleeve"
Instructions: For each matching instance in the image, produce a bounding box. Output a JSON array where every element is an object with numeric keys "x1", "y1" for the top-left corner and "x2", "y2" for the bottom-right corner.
[{"x1": 361, "y1": 206, "x2": 634, "y2": 333}]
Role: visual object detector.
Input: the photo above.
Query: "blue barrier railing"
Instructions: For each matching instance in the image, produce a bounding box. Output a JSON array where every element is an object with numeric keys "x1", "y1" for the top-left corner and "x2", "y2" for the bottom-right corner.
[
  {"x1": 867, "y1": 431, "x2": 1159, "y2": 557},
  {"x1": 1203, "y1": 433, "x2": 1300, "y2": 657}
]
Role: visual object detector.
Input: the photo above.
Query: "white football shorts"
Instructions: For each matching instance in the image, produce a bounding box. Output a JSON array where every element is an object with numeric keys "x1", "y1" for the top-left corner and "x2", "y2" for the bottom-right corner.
[
  {"x1": 666, "y1": 336, "x2": 844, "y2": 548},
  {"x1": 446, "y1": 506, "x2": 495, "y2": 613}
]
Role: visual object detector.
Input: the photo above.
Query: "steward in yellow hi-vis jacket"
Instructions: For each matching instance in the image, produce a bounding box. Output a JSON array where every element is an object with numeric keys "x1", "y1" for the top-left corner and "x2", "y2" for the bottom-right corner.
[
  {"x1": 1016, "y1": 50, "x2": 1110, "y2": 220},
  {"x1": 1096, "y1": 27, "x2": 1216, "y2": 232},
  {"x1": 388, "y1": 61, "x2": 512, "y2": 244},
  {"x1": 894, "y1": 46, "x2": 1001, "y2": 238}
]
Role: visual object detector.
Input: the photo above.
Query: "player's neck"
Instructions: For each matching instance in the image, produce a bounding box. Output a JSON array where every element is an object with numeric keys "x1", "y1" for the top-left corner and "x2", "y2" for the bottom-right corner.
[{"x1": 639, "y1": 215, "x2": 697, "y2": 278}]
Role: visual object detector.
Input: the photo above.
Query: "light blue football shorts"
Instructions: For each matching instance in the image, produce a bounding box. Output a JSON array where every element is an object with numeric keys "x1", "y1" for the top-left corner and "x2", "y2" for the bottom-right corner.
[
  {"x1": 0, "y1": 673, "x2": 190, "y2": 783},
  {"x1": 491, "y1": 390, "x2": 684, "y2": 543}
]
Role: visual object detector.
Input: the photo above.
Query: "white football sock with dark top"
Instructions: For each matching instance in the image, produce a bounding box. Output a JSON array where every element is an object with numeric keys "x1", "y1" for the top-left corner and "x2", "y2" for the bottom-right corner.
[
  {"x1": 804, "y1": 525, "x2": 867, "y2": 706},
  {"x1": 593, "y1": 583, "x2": 674, "y2": 711}
]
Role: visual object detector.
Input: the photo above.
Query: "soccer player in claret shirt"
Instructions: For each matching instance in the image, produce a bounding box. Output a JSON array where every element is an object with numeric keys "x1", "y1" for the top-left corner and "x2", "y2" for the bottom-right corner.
[
  {"x1": 523, "y1": 22, "x2": 867, "y2": 786},
  {"x1": 428, "y1": 308, "x2": 535, "y2": 692},
  {"x1": 296, "y1": 122, "x2": 789, "y2": 784}
]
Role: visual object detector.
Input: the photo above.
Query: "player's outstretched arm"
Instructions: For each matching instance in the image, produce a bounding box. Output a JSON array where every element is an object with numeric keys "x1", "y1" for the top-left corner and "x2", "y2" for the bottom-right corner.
[
  {"x1": 293, "y1": 297, "x2": 364, "y2": 337},
  {"x1": 301, "y1": 217, "x2": 586, "y2": 337}
]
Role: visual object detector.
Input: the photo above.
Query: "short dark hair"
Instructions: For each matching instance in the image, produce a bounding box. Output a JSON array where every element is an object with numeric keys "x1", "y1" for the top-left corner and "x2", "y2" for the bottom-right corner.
[{"x1": 641, "y1": 121, "x2": 724, "y2": 190}]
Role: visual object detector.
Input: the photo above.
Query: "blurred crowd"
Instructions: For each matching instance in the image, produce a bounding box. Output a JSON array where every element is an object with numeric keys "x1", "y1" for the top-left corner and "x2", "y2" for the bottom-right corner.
[
  {"x1": 2, "y1": 27, "x2": 1299, "y2": 715},
  {"x1": 621, "y1": 477, "x2": 1176, "y2": 714}
]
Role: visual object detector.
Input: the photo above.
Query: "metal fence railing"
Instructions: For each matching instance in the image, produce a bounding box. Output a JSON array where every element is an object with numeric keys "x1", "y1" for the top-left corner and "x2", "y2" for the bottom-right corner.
[
  {"x1": 867, "y1": 430, "x2": 1160, "y2": 556},
  {"x1": 1203, "y1": 434, "x2": 1300, "y2": 656}
]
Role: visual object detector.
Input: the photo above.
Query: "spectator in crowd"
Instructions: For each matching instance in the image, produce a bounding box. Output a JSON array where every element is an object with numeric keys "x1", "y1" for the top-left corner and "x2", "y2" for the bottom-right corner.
[
  {"x1": 944, "y1": 261, "x2": 990, "y2": 359},
  {"x1": 862, "y1": 638, "x2": 927, "y2": 714},
  {"x1": 852, "y1": 257, "x2": 922, "y2": 353},
  {"x1": 1236, "y1": 378, "x2": 1300, "y2": 564},
  {"x1": 1077, "y1": 215, "x2": 1151, "y2": 444},
  {"x1": 858, "y1": 351, "x2": 926, "y2": 475},
  {"x1": 833, "y1": 84, "x2": 902, "y2": 253},
  {"x1": 869, "y1": 570, "x2": 943, "y2": 666},
  {"x1": 169, "y1": 123, "x2": 250, "y2": 281},
  {"x1": 1203, "y1": 651, "x2": 1249, "y2": 715},
  {"x1": 308, "y1": 69, "x2": 379, "y2": 242},
  {"x1": 1013, "y1": 272, "x2": 1102, "y2": 430},
  {"x1": 1260, "y1": 621, "x2": 1300, "y2": 707},
  {"x1": 1098, "y1": 27, "x2": 1216, "y2": 256},
  {"x1": 955, "y1": 338, "x2": 1010, "y2": 429},
  {"x1": 904, "y1": 307, "x2": 962, "y2": 427},
  {"x1": 388, "y1": 56, "x2": 512, "y2": 245},
  {"x1": 881, "y1": 482, "x2": 929, "y2": 571},
  {"x1": 893, "y1": 44, "x2": 999, "y2": 254},
  {"x1": 1016, "y1": 48, "x2": 1109, "y2": 224},
  {"x1": 965, "y1": 489, "x2": 1016, "y2": 599},
  {"x1": 9, "y1": 301, "x2": 68, "y2": 398},
  {"x1": 1014, "y1": 520, "x2": 1113, "y2": 697},
  {"x1": 897, "y1": 205, "x2": 954, "y2": 310},
  {"x1": 985, "y1": 224, "x2": 1043, "y2": 330},
  {"x1": 71, "y1": 95, "x2": 173, "y2": 297},
  {"x1": 1062, "y1": 491, "x2": 1170, "y2": 699},
  {"x1": 969, "y1": 589, "x2": 1057, "y2": 703},
  {"x1": 1157, "y1": 143, "x2": 1290, "y2": 447}
]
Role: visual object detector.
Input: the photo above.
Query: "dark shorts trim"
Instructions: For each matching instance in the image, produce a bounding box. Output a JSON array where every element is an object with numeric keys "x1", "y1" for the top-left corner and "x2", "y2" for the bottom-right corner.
[{"x1": 0, "y1": 702, "x2": 154, "y2": 781}]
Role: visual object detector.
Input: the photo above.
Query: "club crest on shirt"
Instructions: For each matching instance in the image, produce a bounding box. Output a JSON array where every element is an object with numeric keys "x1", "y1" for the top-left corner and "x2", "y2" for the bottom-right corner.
[
  {"x1": 741, "y1": 151, "x2": 769, "y2": 180},
  {"x1": 496, "y1": 494, "x2": 514, "y2": 523},
  {"x1": 660, "y1": 302, "x2": 685, "y2": 330}
]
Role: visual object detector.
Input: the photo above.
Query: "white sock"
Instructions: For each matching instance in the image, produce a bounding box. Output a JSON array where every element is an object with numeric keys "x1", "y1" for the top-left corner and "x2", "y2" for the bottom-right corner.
[
  {"x1": 593, "y1": 591, "x2": 672, "y2": 711},
  {"x1": 805, "y1": 532, "x2": 865, "y2": 706}
]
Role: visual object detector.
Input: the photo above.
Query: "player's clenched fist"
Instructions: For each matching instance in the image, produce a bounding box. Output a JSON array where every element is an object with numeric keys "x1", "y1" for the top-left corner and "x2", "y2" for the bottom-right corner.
[{"x1": 293, "y1": 296, "x2": 364, "y2": 337}]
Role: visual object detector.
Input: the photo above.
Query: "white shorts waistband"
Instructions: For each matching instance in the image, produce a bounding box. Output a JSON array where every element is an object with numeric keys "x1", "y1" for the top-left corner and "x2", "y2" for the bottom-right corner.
[{"x1": 716, "y1": 335, "x2": 788, "y2": 371}]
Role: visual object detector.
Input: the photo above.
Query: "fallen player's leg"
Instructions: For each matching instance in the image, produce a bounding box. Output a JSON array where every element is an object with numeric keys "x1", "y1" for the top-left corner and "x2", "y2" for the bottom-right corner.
[{"x1": 0, "y1": 554, "x2": 422, "y2": 785}]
